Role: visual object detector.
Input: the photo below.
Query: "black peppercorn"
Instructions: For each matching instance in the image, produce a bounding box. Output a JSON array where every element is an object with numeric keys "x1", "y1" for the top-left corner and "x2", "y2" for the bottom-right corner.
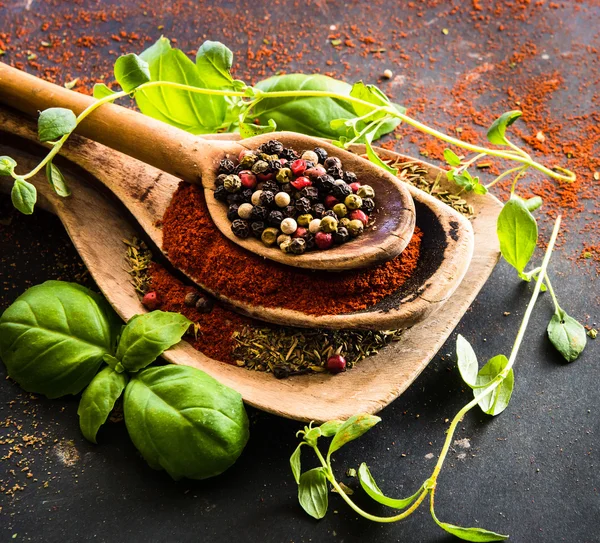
[
  {"x1": 261, "y1": 181, "x2": 279, "y2": 194},
  {"x1": 332, "y1": 182, "x2": 353, "y2": 200},
  {"x1": 361, "y1": 197, "x2": 375, "y2": 214},
  {"x1": 218, "y1": 158, "x2": 235, "y2": 174},
  {"x1": 184, "y1": 291, "x2": 200, "y2": 307},
  {"x1": 300, "y1": 186, "x2": 320, "y2": 202},
  {"x1": 281, "y1": 182, "x2": 294, "y2": 194},
  {"x1": 313, "y1": 147, "x2": 328, "y2": 163},
  {"x1": 214, "y1": 185, "x2": 228, "y2": 202},
  {"x1": 240, "y1": 188, "x2": 253, "y2": 202},
  {"x1": 312, "y1": 203, "x2": 326, "y2": 218},
  {"x1": 259, "y1": 190, "x2": 275, "y2": 207},
  {"x1": 267, "y1": 210, "x2": 284, "y2": 227},
  {"x1": 281, "y1": 148, "x2": 299, "y2": 161},
  {"x1": 226, "y1": 193, "x2": 243, "y2": 205},
  {"x1": 250, "y1": 205, "x2": 268, "y2": 221},
  {"x1": 304, "y1": 160, "x2": 315, "y2": 169},
  {"x1": 227, "y1": 204, "x2": 240, "y2": 221},
  {"x1": 268, "y1": 159, "x2": 282, "y2": 173},
  {"x1": 290, "y1": 238, "x2": 306, "y2": 255},
  {"x1": 315, "y1": 174, "x2": 335, "y2": 194},
  {"x1": 215, "y1": 173, "x2": 228, "y2": 187},
  {"x1": 327, "y1": 165, "x2": 343, "y2": 179},
  {"x1": 283, "y1": 205, "x2": 297, "y2": 218},
  {"x1": 295, "y1": 197, "x2": 312, "y2": 214},
  {"x1": 323, "y1": 210, "x2": 337, "y2": 220},
  {"x1": 304, "y1": 233, "x2": 316, "y2": 250},
  {"x1": 195, "y1": 294, "x2": 214, "y2": 314},
  {"x1": 231, "y1": 219, "x2": 250, "y2": 238},
  {"x1": 250, "y1": 221, "x2": 266, "y2": 238},
  {"x1": 344, "y1": 171, "x2": 358, "y2": 184},
  {"x1": 324, "y1": 156, "x2": 342, "y2": 170},
  {"x1": 333, "y1": 226, "x2": 350, "y2": 244},
  {"x1": 259, "y1": 140, "x2": 284, "y2": 155}
]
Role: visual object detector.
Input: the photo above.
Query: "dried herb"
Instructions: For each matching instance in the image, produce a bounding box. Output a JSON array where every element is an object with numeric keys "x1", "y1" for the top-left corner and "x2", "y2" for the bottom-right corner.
[{"x1": 123, "y1": 237, "x2": 152, "y2": 295}]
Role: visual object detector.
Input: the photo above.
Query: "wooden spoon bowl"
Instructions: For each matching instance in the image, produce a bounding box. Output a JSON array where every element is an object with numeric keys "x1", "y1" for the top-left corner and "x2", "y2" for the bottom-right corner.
[{"x1": 0, "y1": 63, "x2": 415, "y2": 271}]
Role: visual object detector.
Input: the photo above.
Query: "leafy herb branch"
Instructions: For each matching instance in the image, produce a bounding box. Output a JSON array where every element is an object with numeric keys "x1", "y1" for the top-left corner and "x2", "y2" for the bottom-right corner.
[
  {"x1": 292, "y1": 216, "x2": 583, "y2": 541},
  {"x1": 1, "y1": 37, "x2": 574, "y2": 215}
]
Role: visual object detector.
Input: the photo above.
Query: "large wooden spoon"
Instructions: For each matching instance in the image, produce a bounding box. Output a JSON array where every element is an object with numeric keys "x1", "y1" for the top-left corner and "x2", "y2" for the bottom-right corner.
[{"x1": 0, "y1": 62, "x2": 415, "y2": 272}]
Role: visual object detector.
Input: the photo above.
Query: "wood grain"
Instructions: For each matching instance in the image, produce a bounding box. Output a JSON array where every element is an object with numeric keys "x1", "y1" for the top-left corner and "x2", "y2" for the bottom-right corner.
[{"x1": 0, "y1": 108, "x2": 501, "y2": 422}]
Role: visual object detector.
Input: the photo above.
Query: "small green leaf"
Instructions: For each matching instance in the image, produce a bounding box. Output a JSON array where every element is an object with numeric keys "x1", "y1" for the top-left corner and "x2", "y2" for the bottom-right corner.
[
  {"x1": 365, "y1": 140, "x2": 398, "y2": 175},
  {"x1": 319, "y1": 420, "x2": 344, "y2": 437},
  {"x1": 45, "y1": 162, "x2": 71, "y2": 197},
  {"x1": 474, "y1": 183, "x2": 489, "y2": 195},
  {"x1": 436, "y1": 521, "x2": 508, "y2": 541},
  {"x1": 304, "y1": 426, "x2": 322, "y2": 446},
  {"x1": 328, "y1": 414, "x2": 381, "y2": 457},
  {"x1": 114, "y1": 53, "x2": 150, "y2": 93},
  {"x1": 290, "y1": 443, "x2": 303, "y2": 484},
  {"x1": 77, "y1": 366, "x2": 129, "y2": 443},
  {"x1": 195, "y1": 40, "x2": 235, "y2": 88},
  {"x1": 358, "y1": 463, "x2": 422, "y2": 509},
  {"x1": 350, "y1": 81, "x2": 398, "y2": 120},
  {"x1": 456, "y1": 334, "x2": 478, "y2": 388},
  {"x1": 473, "y1": 355, "x2": 514, "y2": 416},
  {"x1": 38, "y1": 107, "x2": 77, "y2": 142},
  {"x1": 497, "y1": 196, "x2": 538, "y2": 274},
  {"x1": 93, "y1": 83, "x2": 117, "y2": 99},
  {"x1": 547, "y1": 309, "x2": 587, "y2": 362},
  {"x1": 298, "y1": 468, "x2": 328, "y2": 519},
  {"x1": 11, "y1": 178, "x2": 37, "y2": 215},
  {"x1": 444, "y1": 148, "x2": 461, "y2": 167},
  {"x1": 239, "y1": 118, "x2": 277, "y2": 138},
  {"x1": 0, "y1": 156, "x2": 17, "y2": 176},
  {"x1": 487, "y1": 110, "x2": 522, "y2": 145}
]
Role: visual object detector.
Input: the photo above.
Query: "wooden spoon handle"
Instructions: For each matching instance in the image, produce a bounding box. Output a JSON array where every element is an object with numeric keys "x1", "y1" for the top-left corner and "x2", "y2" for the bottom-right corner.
[{"x1": 0, "y1": 62, "x2": 240, "y2": 184}]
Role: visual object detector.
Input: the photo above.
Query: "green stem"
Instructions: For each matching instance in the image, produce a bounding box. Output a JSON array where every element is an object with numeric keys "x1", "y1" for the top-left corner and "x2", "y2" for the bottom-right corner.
[
  {"x1": 485, "y1": 166, "x2": 525, "y2": 189},
  {"x1": 509, "y1": 167, "x2": 529, "y2": 194},
  {"x1": 543, "y1": 273, "x2": 562, "y2": 314},
  {"x1": 456, "y1": 152, "x2": 487, "y2": 173}
]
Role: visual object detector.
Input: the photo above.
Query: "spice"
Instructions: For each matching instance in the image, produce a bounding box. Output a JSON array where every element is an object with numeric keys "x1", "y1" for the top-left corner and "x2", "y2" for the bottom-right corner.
[{"x1": 327, "y1": 354, "x2": 347, "y2": 374}]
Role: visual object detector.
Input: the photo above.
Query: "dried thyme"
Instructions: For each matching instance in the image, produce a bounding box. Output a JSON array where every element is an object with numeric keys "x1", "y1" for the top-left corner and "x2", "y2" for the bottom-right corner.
[{"x1": 123, "y1": 237, "x2": 152, "y2": 295}]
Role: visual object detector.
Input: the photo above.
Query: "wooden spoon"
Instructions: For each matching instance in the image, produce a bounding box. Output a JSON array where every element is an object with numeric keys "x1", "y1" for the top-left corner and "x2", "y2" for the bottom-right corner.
[
  {"x1": 0, "y1": 62, "x2": 415, "y2": 272},
  {"x1": 0, "y1": 106, "x2": 473, "y2": 331}
]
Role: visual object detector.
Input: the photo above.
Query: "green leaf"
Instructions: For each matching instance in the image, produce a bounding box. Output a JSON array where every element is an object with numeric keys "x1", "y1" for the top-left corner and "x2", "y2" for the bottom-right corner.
[
  {"x1": 124, "y1": 365, "x2": 249, "y2": 480},
  {"x1": 0, "y1": 281, "x2": 120, "y2": 398},
  {"x1": 134, "y1": 37, "x2": 228, "y2": 133},
  {"x1": 547, "y1": 309, "x2": 587, "y2": 362},
  {"x1": 93, "y1": 83, "x2": 117, "y2": 99},
  {"x1": 523, "y1": 195, "x2": 542, "y2": 212},
  {"x1": 298, "y1": 468, "x2": 328, "y2": 519},
  {"x1": 290, "y1": 443, "x2": 303, "y2": 484},
  {"x1": 115, "y1": 310, "x2": 192, "y2": 372},
  {"x1": 45, "y1": 162, "x2": 71, "y2": 197},
  {"x1": 328, "y1": 414, "x2": 381, "y2": 457},
  {"x1": 77, "y1": 366, "x2": 128, "y2": 443},
  {"x1": 365, "y1": 140, "x2": 398, "y2": 175},
  {"x1": 11, "y1": 178, "x2": 37, "y2": 215},
  {"x1": 474, "y1": 183, "x2": 489, "y2": 195},
  {"x1": 444, "y1": 148, "x2": 461, "y2": 167},
  {"x1": 38, "y1": 107, "x2": 77, "y2": 142},
  {"x1": 435, "y1": 520, "x2": 508, "y2": 541},
  {"x1": 253, "y1": 74, "x2": 400, "y2": 140},
  {"x1": 304, "y1": 426, "x2": 322, "y2": 446},
  {"x1": 349, "y1": 81, "x2": 394, "y2": 120},
  {"x1": 456, "y1": 334, "x2": 479, "y2": 388},
  {"x1": 473, "y1": 355, "x2": 514, "y2": 416},
  {"x1": 319, "y1": 420, "x2": 344, "y2": 437},
  {"x1": 487, "y1": 110, "x2": 522, "y2": 145},
  {"x1": 0, "y1": 156, "x2": 17, "y2": 176},
  {"x1": 239, "y1": 118, "x2": 276, "y2": 138},
  {"x1": 497, "y1": 196, "x2": 538, "y2": 274},
  {"x1": 195, "y1": 40, "x2": 235, "y2": 88},
  {"x1": 358, "y1": 463, "x2": 422, "y2": 509},
  {"x1": 114, "y1": 53, "x2": 150, "y2": 93}
]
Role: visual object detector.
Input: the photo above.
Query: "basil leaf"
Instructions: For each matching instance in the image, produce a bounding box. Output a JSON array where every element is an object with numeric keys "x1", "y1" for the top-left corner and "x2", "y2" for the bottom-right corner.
[
  {"x1": 239, "y1": 118, "x2": 276, "y2": 138},
  {"x1": 319, "y1": 419, "x2": 344, "y2": 437},
  {"x1": 38, "y1": 107, "x2": 77, "y2": 142},
  {"x1": 487, "y1": 110, "x2": 522, "y2": 145},
  {"x1": 444, "y1": 148, "x2": 461, "y2": 167},
  {"x1": 497, "y1": 196, "x2": 538, "y2": 274},
  {"x1": 123, "y1": 365, "x2": 249, "y2": 480},
  {"x1": 114, "y1": 53, "x2": 150, "y2": 93},
  {"x1": 0, "y1": 156, "x2": 17, "y2": 176},
  {"x1": 358, "y1": 463, "x2": 422, "y2": 509},
  {"x1": 0, "y1": 281, "x2": 120, "y2": 398},
  {"x1": 11, "y1": 178, "x2": 37, "y2": 215},
  {"x1": 473, "y1": 355, "x2": 514, "y2": 416},
  {"x1": 45, "y1": 161, "x2": 71, "y2": 197},
  {"x1": 115, "y1": 310, "x2": 192, "y2": 372},
  {"x1": 290, "y1": 443, "x2": 303, "y2": 484},
  {"x1": 77, "y1": 366, "x2": 128, "y2": 443},
  {"x1": 435, "y1": 521, "x2": 508, "y2": 541},
  {"x1": 349, "y1": 81, "x2": 396, "y2": 120},
  {"x1": 134, "y1": 37, "x2": 227, "y2": 133},
  {"x1": 328, "y1": 414, "x2": 381, "y2": 457},
  {"x1": 195, "y1": 40, "x2": 235, "y2": 88},
  {"x1": 298, "y1": 467, "x2": 328, "y2": 519},
  {"x1": 547, "y1": 309, "x2": 587, "y2": 362},
  {"x1": 253, "y1": 74, "x2": 399, "y2": 140},
  {"x1": 93, "y1": 83, "x2": 117, "y2": 99},
  {"x1": 456, "y1": 334, "x2": 479, "y2": 388}
]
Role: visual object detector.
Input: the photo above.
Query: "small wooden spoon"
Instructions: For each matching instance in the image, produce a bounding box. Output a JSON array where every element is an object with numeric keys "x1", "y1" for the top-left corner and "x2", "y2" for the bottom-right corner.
[{"x1": 0, "y1": 63, "x2": 415, "y2": 271}]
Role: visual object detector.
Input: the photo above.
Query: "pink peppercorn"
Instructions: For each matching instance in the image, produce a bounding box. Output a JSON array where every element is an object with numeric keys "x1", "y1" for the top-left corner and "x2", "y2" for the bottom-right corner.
[
  {"x1": 349, "y1": 209, "x2": 369, "y2": 225},
  {"x1": 142, "y1": 291, "x2": 160, "y2": 310},
  {"x1": 291, "y1": 176, "x2": 312, "y2": 190},
  {"x1": 239, "y1": 170, "x2": 257, "y2": 189},
  {"x1": 315, "y1": 231, "x2": 333, "y2": 250},
  {"x1": 349, "y1": 182, "x2": 361, "y2": 193},
  {"x1": 305, "y1": 166, "x2": 326, "y2": 179},
  {"x1": 290, "y1": 159, "x2": 307, "y2": 176},
  {"x1": 327, "y1": 354, "x2": 347, "y2": 374},
  {"x1": 324, "y1": 195, "x2": 339, "y2": 209},
  {"x1": 293, "y1": 226, "x2": 307, "y2": 238}
]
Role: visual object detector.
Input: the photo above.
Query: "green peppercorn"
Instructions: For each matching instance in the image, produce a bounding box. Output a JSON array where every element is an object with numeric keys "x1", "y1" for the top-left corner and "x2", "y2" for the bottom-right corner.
[
  {"x1": 224, "y1": 174, "x2": 242, "y2": 193},
  {"x1": 344, "y1": 194, "x2": 363, "y2": 210},
  {"x1": 339, "y1": 217, "x2": 351, "y2": 228},
  {"x1": 290, "y1": 238, "x2": 306, "y2": 255},
  {"x1": 320, "y1": 215, "x2": 338, "y2": 233},
  {"x1": 251, "y1": 160, "x2": 270, "y2": 175},
  {"x1": 239, "y1": 152, "x2": 258, "y2": 168},
  {"x1": 277, "y1": 234, "x2": 291, "y2": 246},
  {"x1": 357, "y1": 185, "x2": 375, "y2": 199},
  {"x1": 279, "y1": 238, "x2": 293, "y2": 253},
  {"x1": 332, "y1": 203, "x2": 347, "y2": 218},
  {"x1": 261, "y1": 227, "x2": 279, "y2": 247},
  {"x1": 297, "y1": 213, "x2": 313, "y2": 227},
  {"x1": 276, "y1": 167, "x2": 293, "y2": 184},
  {"x1": 347, "y1": 219, "x2": 364, "y2": 237}
]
